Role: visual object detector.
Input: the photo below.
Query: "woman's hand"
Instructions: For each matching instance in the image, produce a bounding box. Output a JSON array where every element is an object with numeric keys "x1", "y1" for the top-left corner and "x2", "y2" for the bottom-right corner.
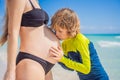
[
  {"x1": 4, "y1": 69, "x2": 15, "y2": 80},
  {"x1": 47, "y1": 46, "x2": 63, "y2": 64}
]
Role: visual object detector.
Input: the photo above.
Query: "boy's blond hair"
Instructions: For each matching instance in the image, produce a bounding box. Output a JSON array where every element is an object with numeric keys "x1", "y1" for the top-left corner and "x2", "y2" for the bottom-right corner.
[{"x1": 51, "y1": 8, "x2": 80, "y2": 37}]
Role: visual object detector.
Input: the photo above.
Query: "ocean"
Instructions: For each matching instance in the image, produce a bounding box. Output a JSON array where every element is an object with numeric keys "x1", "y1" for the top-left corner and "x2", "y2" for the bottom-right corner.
[{"x1": 0, "y1": 34, "x2": 120, "y2": 80}]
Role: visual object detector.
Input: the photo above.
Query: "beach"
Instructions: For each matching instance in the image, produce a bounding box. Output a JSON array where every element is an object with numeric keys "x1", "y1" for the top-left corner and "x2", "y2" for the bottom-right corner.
[{"x1": 0, "y1": 34, "x2": 120, "y2": 80}]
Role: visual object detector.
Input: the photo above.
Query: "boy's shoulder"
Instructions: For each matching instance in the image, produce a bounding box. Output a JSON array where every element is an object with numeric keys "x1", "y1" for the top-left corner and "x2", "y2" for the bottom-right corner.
[
  {"x1": 76, "y1": 33, "x2": 88, "y2": 40},
  {"x1": 75, "y1": 33, "x2": 90, "y2": 44}
]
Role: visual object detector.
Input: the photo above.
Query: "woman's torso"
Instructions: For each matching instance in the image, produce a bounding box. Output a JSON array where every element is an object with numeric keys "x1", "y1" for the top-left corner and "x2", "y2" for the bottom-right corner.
[
  {"x1": 19, "y1": 0, "x2": 59, "y2": 61},
  {"x1": 20, "y1": 26, "x2": 59, "y2": 59}
]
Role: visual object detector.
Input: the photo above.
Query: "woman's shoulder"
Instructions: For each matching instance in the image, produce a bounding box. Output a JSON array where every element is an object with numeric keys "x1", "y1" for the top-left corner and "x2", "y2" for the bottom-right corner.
[{"x1": 7, "y1": 0, "x2": 27, "y2": 6}]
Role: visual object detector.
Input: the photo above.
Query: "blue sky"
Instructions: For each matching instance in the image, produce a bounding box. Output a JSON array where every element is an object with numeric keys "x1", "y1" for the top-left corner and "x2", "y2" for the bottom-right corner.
[{"x1": 0, "y1": 0, "x2": 120, "y2": 34}]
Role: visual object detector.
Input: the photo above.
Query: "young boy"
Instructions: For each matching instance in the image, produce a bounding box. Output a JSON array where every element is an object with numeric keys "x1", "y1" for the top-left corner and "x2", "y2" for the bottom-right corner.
[{"x1": 50, "y1": 8, "x2": 109, "y2": 80}]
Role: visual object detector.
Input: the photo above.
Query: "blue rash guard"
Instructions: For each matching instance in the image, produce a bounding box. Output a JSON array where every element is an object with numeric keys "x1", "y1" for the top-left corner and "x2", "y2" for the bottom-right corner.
[{"x1": 59, "y1": 33, "x2": 109, "y2": 80}]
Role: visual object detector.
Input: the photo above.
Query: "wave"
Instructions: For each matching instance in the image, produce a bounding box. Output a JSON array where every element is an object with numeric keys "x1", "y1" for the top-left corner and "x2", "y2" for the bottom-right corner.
[
  {"x1": 115, "y1": 36, "x2": 120, "y2": 39},
  {"x1": 98, "y1": 40, "x2": 120, "y2": 48}
]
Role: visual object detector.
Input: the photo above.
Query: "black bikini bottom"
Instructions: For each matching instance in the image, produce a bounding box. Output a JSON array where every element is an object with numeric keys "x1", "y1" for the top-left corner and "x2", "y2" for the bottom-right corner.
[{"x1": 16, "y1": 52, "x2": 54, "y2": 74}]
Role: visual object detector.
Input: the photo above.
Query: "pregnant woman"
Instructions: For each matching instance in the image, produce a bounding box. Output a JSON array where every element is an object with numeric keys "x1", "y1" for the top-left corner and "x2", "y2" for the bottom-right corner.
[{"x1": 0, "y1": 0, "x2": 63, "y2": 80}]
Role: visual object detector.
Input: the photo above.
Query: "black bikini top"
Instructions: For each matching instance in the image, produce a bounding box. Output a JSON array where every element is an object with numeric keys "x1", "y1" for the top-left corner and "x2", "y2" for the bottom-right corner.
[{"x1": 21, "y1": 0, "x2": 49, "y2": 27}]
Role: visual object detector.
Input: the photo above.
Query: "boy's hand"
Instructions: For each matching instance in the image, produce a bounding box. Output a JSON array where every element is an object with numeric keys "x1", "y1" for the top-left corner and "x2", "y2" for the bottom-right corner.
[{"x1": 47, "y1": 46, "x2": 63, "y2": 64}]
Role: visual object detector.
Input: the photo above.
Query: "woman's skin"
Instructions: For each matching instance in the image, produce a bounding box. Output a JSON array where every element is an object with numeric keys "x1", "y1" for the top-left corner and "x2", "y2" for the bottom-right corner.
[{"x1": 4, "y1": 0, "x2": 63, "y2": 80}]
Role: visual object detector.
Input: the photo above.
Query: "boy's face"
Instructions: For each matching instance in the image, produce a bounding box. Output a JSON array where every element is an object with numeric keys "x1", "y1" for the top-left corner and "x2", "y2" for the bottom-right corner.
[{"x1": 55, "y1": 27, "x2": 69, "y2": 40}]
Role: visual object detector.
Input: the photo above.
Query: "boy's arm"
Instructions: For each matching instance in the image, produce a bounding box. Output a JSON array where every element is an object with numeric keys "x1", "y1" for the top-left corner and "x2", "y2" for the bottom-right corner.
[
  {"x1": 60, "y1": 54, "x2": 90, "y2": 74},
  {"x1": 60, "y1": 39, "x2": 91, "y2": 74}
]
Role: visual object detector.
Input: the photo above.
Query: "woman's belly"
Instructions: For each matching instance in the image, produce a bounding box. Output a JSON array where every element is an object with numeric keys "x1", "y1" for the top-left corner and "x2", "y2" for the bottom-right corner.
[{"x1": 19, "y1": 26, "x2": 59, "y2": 60}]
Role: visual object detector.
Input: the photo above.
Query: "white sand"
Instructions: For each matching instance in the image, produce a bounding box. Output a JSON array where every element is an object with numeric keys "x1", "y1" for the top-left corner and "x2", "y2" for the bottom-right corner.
[
  {"x1": 52, "y1": 63, "x2": 79, "y2": 80},
  {"x1": 0, "y1": 52, "x2": 7, "y2": 79}
]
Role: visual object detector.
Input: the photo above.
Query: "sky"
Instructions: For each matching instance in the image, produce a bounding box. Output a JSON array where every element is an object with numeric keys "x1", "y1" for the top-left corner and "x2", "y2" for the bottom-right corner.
[{"x1": 0, "y1": 0, "x2": 120, "y2": 34}]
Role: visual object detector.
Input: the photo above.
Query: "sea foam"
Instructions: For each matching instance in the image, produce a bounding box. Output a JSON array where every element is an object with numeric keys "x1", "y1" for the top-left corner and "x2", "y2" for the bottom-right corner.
[
  {"x1": 115, "y1": 36, "x2": 120, "y2": 39},
  {"x1": 98, "y1": 40, "x2": 120, "y2": 47}
]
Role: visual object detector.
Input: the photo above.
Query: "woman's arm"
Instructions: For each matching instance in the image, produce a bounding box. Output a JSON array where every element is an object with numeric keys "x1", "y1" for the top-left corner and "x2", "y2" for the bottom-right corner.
[{"x1": 4, "y1": 0, "x2": 26, "y2": 80}]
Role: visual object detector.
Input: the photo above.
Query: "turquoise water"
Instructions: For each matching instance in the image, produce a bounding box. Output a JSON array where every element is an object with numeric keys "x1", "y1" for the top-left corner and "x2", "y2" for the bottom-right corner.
[
  {"x1": 0, "y1": 34, "x2": 120, "y2": 79},
  {"x1": 85, "y1": 34, "x2": 120, "y2": 80}
]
